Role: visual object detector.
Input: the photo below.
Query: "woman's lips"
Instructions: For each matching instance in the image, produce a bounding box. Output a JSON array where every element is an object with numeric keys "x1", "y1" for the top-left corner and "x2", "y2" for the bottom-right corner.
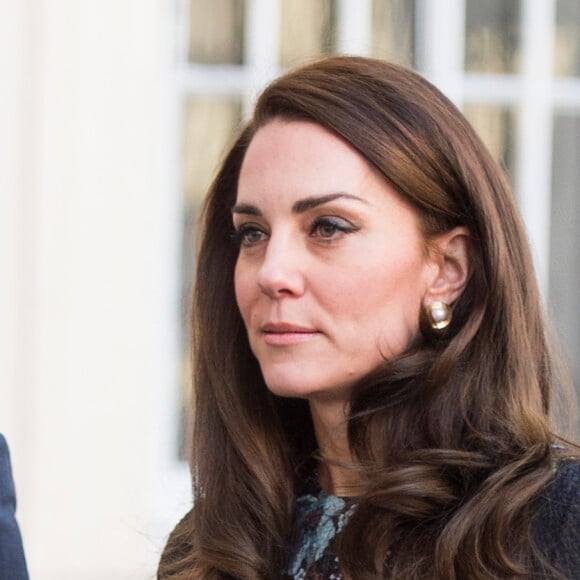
[{"x1": 261, "y1": 322, "x2": 321, "y2": 346}]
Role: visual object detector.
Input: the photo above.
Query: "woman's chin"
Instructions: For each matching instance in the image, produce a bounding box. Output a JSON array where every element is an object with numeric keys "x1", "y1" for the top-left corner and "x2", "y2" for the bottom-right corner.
[
  {"x1": 263, "y1": 375, "x2": 353, "y2": 404},
  {"x1": 263, "y1": 380, "x2": 314, "y2": 400}
]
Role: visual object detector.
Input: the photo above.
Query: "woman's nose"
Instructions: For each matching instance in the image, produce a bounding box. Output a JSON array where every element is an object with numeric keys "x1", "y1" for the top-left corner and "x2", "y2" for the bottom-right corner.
[{"x1": 257, "y1": 235, "x2": 305, "y2": 299}]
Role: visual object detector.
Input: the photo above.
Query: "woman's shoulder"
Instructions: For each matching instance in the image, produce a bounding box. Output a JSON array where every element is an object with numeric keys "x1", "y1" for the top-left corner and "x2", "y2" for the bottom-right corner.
[
  {"x1": 533, "y1": 458, "x2": 580, "y2": 578},
  {"x1": 535, "y1": 457, "x2": 580, "y2": 525},
  {"x1": 539, "y1": 457, "x2": 580, "y2": 509}
]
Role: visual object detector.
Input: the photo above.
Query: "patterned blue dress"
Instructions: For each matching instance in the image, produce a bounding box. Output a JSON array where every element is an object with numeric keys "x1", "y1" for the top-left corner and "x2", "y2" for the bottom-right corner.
[{"x1": 284, "y1": 482, "x2": 356, "y2": 579}]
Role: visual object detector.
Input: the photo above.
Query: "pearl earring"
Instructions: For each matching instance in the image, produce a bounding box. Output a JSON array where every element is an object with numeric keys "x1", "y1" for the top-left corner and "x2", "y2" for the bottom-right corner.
[{"x1": 427, "y1": 301, "x2": 452, "y2": 331}]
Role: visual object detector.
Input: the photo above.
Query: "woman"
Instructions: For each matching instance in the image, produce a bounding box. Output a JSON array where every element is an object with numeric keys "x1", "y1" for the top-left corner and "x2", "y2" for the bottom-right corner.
[{"x1": 159, "y1": 56, "x2": 580, "y2": 579}]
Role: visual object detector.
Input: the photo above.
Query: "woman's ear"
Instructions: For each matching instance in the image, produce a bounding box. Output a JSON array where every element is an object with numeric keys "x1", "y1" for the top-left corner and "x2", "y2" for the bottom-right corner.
[{"x1": 424, "y1": 226, "x2": 471, "y2": 305}]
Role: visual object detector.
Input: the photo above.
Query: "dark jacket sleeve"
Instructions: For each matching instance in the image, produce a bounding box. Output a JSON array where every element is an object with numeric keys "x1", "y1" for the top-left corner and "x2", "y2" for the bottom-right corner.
[
  {"x1": 0, "y1": 434, "x2": 29, "y2": 580},
  {"x1": 533, "y1": 459, "x2": 580, "y2": 579}
]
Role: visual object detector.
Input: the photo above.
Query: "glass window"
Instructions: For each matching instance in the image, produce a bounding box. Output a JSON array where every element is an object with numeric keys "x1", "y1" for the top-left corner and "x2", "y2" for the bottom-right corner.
[
  {"x1": 554, "y1": 0, "x2": 580, "y2": 77},
  {"x1": 179, "y1": 96, "x2": 243, "y2": 457},
  {"x1": 371, "y1": 0, "x2": 415, "y2": 67},
  {"x1": 188, "y1": 0, "x2": 246, "y2": 65},
  {"x1": 181, "y1": 94, "x2": 243, "y2": 316},
  {"x1": 280, "y1": 0, "x2": 337, "y2": 68},
  {"x1": 182, "y1": 96, "x2": 242, "y2": 207},
  {"x1": 550, "y1": 114, "x2": 580, "y2": 390},
  {"x1": 465, "y1": 0, "x2": 521, "y2": 74},
  {"x1": 463, "y1": 104, "x2": 518, "y2": 184}
]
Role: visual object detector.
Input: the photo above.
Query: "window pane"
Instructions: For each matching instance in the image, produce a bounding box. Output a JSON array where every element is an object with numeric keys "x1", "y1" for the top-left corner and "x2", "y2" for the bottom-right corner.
[
  {"x1": 550, "y1": 115, "x2": 580, "y2": 390},
  {"x1": 371, "y1": 0, "x2": 415, "y2": 67},
  {"x1": 463, "y1": 104, "x2": 517, "y2": 184},
  {"x1": 188, "y1": 0, "x2": 245, "y2": 65},
  {"x1": 465, "y1": 0, "x2": 521, "y2": 74},
  {"x1": 555, "y1": 0, "x2": 580, "y2": 77},
  {"x1": 280, "y1": 0, "x2": 337, "y2": 67},
  {"x1": 182, "y1": 96, "x2": 242, "y2": 207}
]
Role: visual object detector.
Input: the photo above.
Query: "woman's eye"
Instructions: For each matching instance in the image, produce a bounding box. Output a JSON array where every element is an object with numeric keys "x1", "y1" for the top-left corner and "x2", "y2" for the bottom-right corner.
[
  {"x1": 232, "y1": 225, "x2": 268, "y2": 247},
  {"x1": 311, "y1": 217, "x2": 357, "y2": 240}
]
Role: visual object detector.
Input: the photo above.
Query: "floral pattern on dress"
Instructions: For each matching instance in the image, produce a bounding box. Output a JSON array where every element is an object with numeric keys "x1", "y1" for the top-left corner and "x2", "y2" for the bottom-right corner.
[{"x1": 285, "y1": 489, "x2": 356, "y2": 579}]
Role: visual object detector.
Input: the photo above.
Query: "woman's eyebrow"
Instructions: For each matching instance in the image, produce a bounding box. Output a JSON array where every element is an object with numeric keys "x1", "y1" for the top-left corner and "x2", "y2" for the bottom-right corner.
[
  {"x1": 231, "y1": 193, "x2": 367, "y2": 216},
  {"x1": 231, "y1": 203, "x2": 261, "y2": 216},
  {"x1": 291, "y1": 192, "x2": 368, "y2": 213}
]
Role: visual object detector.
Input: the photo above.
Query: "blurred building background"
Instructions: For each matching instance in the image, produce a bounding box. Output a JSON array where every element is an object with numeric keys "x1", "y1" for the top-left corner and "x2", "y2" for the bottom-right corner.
[{"x1": 1, "y1": 0, "x2": 579, "y2": 578}]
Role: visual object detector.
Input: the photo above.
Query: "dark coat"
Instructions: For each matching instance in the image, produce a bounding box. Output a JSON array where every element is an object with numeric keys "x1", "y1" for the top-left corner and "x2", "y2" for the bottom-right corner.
[{"x1": 0, "y1": 434, "x2": 29, "y2": 580}]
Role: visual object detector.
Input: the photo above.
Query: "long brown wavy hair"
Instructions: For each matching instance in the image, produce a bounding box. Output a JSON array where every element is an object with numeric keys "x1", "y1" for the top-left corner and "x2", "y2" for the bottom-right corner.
[{"x1": 159, "y1": 56, "x2": 577, "y2": 579}]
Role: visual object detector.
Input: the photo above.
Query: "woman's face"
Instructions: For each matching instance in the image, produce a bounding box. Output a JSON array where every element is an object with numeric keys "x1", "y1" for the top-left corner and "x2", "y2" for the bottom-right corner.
[{"x1": 233, "y1": 119, "x2": 438, "y2": 403}]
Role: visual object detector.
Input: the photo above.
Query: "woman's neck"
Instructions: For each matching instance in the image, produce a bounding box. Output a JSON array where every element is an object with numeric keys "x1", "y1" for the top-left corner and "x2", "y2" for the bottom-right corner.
[{"x1": 308, "y1": 398, "x2": 363, "y2": 497}]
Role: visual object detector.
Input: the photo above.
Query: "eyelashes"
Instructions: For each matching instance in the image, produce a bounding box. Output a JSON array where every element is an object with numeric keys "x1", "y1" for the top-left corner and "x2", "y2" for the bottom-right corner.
[
  {"x1": 310, "y1": 216, "x2": 359, "y2": 239},
  {"x1": 231, "y1": 217, "x2": 360, "y2": 248},
  {"x1": 230, "y1": 223, "x2": 267, "y2": 247}
]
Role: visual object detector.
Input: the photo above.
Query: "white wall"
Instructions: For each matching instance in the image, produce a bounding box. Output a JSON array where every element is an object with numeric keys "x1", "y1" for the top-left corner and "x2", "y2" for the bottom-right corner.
[{"x1": 0, "y1": 1, "x2": 190, "y2": 578}]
